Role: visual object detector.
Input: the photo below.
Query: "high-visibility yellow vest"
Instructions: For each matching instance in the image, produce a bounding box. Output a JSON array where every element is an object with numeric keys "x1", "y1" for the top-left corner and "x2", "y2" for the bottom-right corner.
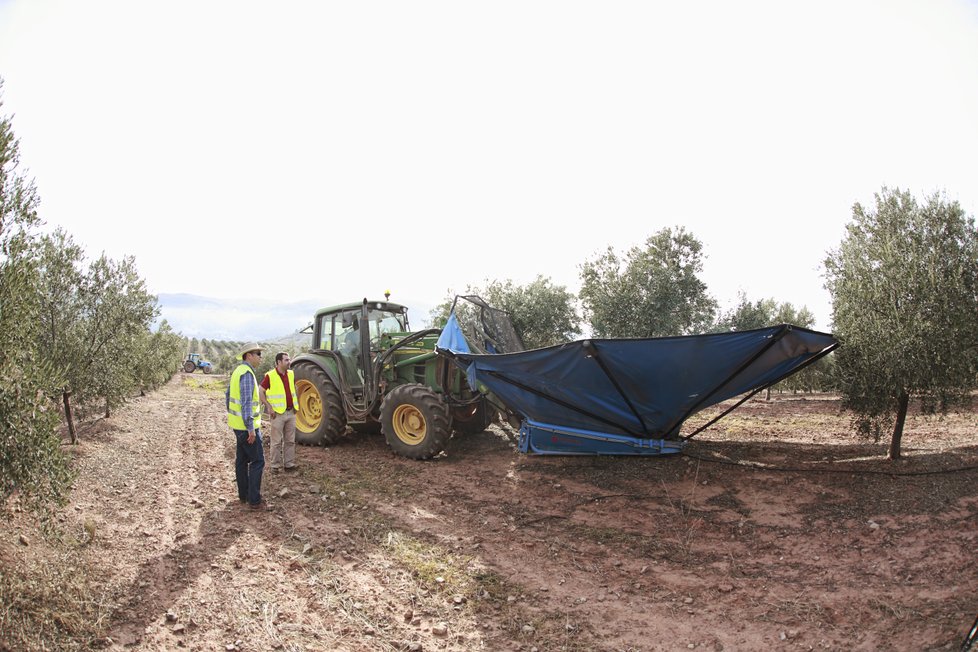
[
  {"x1": 264, "y1": 369, "x2": 297, "y2": 414},
  {"x1": 228, "y1": 363, "x2": 261, "y2": 430}
]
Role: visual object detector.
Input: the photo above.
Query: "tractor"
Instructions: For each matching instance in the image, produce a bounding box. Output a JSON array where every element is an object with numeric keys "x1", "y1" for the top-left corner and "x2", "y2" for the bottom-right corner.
[
  {"x1": 183, "y1": 353, "x2": 214, "y2": 374},
  {"x1": 291, "y1": 296, "x2": 509, "y2": 459},
  {"x1": 290, "y1": 295, "x2": 838, "y2": 460}
]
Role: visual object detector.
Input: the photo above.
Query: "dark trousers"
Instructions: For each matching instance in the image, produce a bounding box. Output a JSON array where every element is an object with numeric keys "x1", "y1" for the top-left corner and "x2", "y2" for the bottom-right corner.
[{"x1": 233, "y1": 429, "x2": 265, "y2": 505}]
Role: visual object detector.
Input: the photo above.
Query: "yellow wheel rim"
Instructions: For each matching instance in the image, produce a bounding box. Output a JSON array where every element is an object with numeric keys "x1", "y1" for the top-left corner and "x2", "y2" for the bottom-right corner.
[
  {"x1": 295, "y1": 379, "x2": 322, "y2": 433},
  {"x1": 392, "y1": 404, "x2": 427, "y2": 445}
]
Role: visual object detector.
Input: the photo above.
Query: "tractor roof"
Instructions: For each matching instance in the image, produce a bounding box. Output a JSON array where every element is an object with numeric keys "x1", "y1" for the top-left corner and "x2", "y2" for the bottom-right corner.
[{"x1": 314, "y1": 301, "x2": 408, "y2": 318}]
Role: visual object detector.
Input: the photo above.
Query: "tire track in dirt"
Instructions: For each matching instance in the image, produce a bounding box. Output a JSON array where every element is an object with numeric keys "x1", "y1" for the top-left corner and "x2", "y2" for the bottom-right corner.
[
  {"x1": 68, "y1": 376, "x2": 501, "y2": 651},
  {"x1": 98, "y1": 375, "x2": 338, "y2": 650},
  {"x1": 36, "y1": 378, "x2": 978, "y2": 651}
]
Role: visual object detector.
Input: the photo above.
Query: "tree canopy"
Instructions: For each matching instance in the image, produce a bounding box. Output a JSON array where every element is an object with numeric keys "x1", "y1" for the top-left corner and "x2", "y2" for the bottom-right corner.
[
  {"x1": 0, "y1": 84, "x2": 74, "y2": 515},
  {"x1": 824, "y1": 187, "x2": 978, "y2": 458},
  {"x1": 580, "y1": 226, "x2": 717, "y2": 338},
  {"x1": 430, "y1": 276, "x2": 580, "y2": 349}
]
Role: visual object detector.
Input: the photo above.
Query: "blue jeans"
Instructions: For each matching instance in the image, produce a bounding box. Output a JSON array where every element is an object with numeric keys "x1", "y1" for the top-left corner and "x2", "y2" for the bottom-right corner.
[{"x1": 234, "y1": 429, "x2": 264, "y2": 505}]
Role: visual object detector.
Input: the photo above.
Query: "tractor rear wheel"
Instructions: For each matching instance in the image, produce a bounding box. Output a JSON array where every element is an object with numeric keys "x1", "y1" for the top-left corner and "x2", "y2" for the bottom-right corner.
[
  {"x1": 381, "y1": 384, "x2": 451, "y2": 460},
  {"x1": 183, "y1": 361, "x2": 196, "y2": 373},
  {"x1": 452, "y1": 398, "x2": 494, "y2": 435},
  {"x1": 293, "y1": 364, "x2": 347, "y2": 446}
]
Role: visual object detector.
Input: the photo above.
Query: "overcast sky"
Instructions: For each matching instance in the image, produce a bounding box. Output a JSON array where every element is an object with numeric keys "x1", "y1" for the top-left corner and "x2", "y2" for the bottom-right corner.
[{"x1": 1, "y1": 0, "x2": 976, "y2": 335}]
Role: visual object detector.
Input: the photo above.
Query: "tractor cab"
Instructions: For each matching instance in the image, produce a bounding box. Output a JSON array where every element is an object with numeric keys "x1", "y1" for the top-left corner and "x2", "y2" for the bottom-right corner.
[
  {"x1": 315, "y1": 303, "x2": 409, "y2": 352},
  {"x1": 309, "y1": 300, "x2": 411, "y2": 402}
]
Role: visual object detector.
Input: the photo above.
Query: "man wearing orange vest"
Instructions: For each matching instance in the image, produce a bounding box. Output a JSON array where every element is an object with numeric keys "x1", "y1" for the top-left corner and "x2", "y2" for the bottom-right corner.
[{"x1": 260, "y1": 351, "x2": 299, "y2": 471}]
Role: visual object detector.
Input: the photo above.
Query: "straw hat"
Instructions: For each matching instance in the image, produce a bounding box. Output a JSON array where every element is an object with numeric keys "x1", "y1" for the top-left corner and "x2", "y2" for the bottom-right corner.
[{"x1": 238, "y1": 343, "x2": 263, "y2": 360}]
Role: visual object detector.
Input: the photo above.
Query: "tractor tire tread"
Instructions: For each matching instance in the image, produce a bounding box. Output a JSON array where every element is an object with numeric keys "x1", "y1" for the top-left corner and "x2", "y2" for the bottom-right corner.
[
  {"x1": 381, "y1": 384, "x2": 451, "y2": 460},
  {"x1": 293, "y1": 363, "x2": 346, "y2": 446}
]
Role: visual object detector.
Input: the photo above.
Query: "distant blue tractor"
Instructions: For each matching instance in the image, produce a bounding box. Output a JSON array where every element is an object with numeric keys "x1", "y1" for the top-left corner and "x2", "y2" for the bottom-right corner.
[{"x1": 183, "y1": 353, "x2": 214, "y2": 374}]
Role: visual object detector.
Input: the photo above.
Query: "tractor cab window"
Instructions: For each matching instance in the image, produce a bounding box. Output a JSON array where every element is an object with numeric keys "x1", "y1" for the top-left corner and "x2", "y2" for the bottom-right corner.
[
  {"x1": 318, "y1": 312, "x2": 356, "y2": 351},
  {"x1": 318, "y1": 308, "x2": 406, "y2": 353},
  {"x1": 333, "y1": 311, "x2": 360, "y2": 355},
  {"x1": 317, "y1": 314, "x2": 333, "y2": 350},
  {"x1": 366, "y1": 309, "x2": 406, "y2": 347}
]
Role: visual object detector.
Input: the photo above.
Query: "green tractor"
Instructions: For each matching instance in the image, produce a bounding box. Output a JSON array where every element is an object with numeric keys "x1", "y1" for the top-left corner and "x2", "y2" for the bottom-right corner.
[{"x1": 290, "y1": 297, "x2": 498, "y2": 459}]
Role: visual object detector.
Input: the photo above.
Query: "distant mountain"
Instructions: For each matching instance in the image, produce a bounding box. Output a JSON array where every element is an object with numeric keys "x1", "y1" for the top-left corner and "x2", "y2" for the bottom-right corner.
[
  {"x1": 156, "y1": 294, "x2": 321, "y2": 340},
  {"x1": 156, "y1": 293, "x2": 439, "y2": 341}
]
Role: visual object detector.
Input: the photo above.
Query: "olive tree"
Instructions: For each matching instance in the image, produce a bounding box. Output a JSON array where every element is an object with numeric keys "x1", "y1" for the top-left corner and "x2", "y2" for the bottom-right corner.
[
  {"x1": 34, "y1": 230, "x2": 88, "y2": 441},
  {"x1": 580, "y1": 226, "x2": 717, "y2": 338},
  {"x1": 35, "y1": 239, "x2": 165, "y2": 429},
  {"x1": 133, "y1": 320, "x2": 185, "y2": 393},
  {"x1": 0, "y1": 83, "x2": 74, "y2": 515},
  {"x1": 714, "y1": 293, "x2": 830, "y2": 393},
  {"x1": 430, "y1": 275, "x2": 580, "y2": 349},
  {"x1": 79, "y1": 254, "x2": 159, "y2": 417},
  {"x1": 481, "y1": 276, "x2": 580, "y2": 349},
  {"x1": 824, "y1": 188, "x2": 978, "y2": 459},
  {"x1": 713, "y1": 292, "x2": 779, "y2": 332}
]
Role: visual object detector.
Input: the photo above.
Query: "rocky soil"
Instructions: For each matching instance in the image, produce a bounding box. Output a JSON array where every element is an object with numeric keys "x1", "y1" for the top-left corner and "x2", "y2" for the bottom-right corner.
[{"x1": 2, "y1": 375, "x2": 977, "y2": 651}]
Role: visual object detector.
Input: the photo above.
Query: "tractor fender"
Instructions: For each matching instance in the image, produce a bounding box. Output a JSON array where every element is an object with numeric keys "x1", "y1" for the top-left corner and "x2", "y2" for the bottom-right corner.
[{"x1": 291, "y1": 353, "x2": 342, "y2": 391}]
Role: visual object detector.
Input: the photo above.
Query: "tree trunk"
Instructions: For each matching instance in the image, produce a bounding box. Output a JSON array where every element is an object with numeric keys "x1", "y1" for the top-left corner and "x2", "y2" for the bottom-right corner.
[
  {"x1": 105, "y1": 400, "x2": 110, "y2": 419},
  {"x1": 766, "y1": 387, "x2": 771, "y2": 401},
  {"x1": 63, "y1": 390, "x2": 77, "y2": 444},
  {"x1": 888, "y1": 391, "x2": 909, "y2": 460}
]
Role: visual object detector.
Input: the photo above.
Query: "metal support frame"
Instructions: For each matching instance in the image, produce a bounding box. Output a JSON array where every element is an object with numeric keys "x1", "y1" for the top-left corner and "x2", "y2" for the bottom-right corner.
[
  {"x1": 582, "y1": 340, "x2": 651, "y2": 435},
  {"x1": 682, "y1": 338, "x2": 840, "y2": 440}
]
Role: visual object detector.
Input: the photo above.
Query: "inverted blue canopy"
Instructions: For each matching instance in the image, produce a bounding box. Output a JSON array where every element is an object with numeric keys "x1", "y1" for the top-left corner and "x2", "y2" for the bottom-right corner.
[{"x1": 438, "y1": 322, "x2": 837, "y2": 440}]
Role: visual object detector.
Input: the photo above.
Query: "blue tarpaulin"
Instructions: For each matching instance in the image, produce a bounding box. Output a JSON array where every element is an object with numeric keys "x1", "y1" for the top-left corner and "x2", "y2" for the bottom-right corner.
[{"x1": 437, "y1": 320, "x2": 837, "y2": 455}]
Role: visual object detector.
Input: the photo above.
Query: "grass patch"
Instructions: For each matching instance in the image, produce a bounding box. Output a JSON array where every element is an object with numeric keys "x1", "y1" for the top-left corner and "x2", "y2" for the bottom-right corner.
[
  {"x1": 383, "y1": 530, "x2": 478, "y2": 592},
  {"x1": 183, "y1": 375, "x2": 226, "y2": 392},
  {"x1": 0, "y1": 545, "x2": 114, "y2": 651}
]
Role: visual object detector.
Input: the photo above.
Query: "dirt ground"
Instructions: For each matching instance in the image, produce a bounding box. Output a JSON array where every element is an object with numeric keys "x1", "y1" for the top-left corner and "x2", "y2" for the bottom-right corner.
[{"x1": 2, "y1": 374, "x2": 977, "y2": 651}]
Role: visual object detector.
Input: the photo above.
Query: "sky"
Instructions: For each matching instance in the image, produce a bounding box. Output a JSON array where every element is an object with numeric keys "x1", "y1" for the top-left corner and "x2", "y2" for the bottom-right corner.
[{"x1": 1, "y1": 0, "x2": 977, "y2": 337}]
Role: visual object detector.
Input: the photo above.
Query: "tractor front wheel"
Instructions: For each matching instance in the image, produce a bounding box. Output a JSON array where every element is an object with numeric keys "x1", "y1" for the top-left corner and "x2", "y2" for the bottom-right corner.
[
  {"x1": 293, "y1": 364, "x2": 347, "y2": 446},
  {"x1": 183, "y1": 361, "x2": 196, "y2": 373},
  {"x1": 202, "y1": 365, "x2": 212, "y2": 375},
  {"x1": 381, "y1": 384, "x2": 452, "y2": 460}
]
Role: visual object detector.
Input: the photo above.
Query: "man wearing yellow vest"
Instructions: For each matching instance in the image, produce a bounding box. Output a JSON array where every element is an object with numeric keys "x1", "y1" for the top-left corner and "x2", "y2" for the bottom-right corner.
[
  {"x1": 259, "y1": 351, "x2": 299, "y2": 472},
  {"x1": 227, "y1": 344, "x2": 266, "y2": 510}
]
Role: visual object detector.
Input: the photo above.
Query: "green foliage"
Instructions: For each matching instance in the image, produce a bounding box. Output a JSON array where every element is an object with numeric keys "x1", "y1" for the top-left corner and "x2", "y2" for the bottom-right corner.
[
  {"x1": 32, "y1": 229, "x2": 175, "y2": 422},
  {"x1": 824, "y1": 187, "x2": 978, "y2": 445},
  {"x1": 713, "y1": 292, "x2": 779, "y2": 332},
  {"x1": 427, "y1": 296, "x2": 456, "y2": 330},
  {"x1": 34, "y1": 229, "x2": 86, "y2": 393},
  {"x1": 431, "y1": 276, "x2": 581, "y2": 349},
  {"x1": 714, "y1": 292, "x2": 829, "y2": 393},
  {"x1": 79, "y1": 254, "x2": 160, "y2": 414},
  {"x1": 580, "y1": 226, "x2": 717, "y2": 337},
  {"x1": 482, "y1": 277, "x2": 581, "y2": 349},
  {"x1": 0, "y1": 84, "x2": 73, "y2": 516},
  {"x1": 0, "y1": 352, "x2": 71, "y2": 516},
  {"x1": 133, "y1": 321, "x2": 184, "y2": 391}
]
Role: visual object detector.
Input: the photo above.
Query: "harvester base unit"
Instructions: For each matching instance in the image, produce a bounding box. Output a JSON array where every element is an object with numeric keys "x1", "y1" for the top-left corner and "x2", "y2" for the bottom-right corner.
[{"x1": 518, "y1": 420, "x2": 685, "y2": 456}]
